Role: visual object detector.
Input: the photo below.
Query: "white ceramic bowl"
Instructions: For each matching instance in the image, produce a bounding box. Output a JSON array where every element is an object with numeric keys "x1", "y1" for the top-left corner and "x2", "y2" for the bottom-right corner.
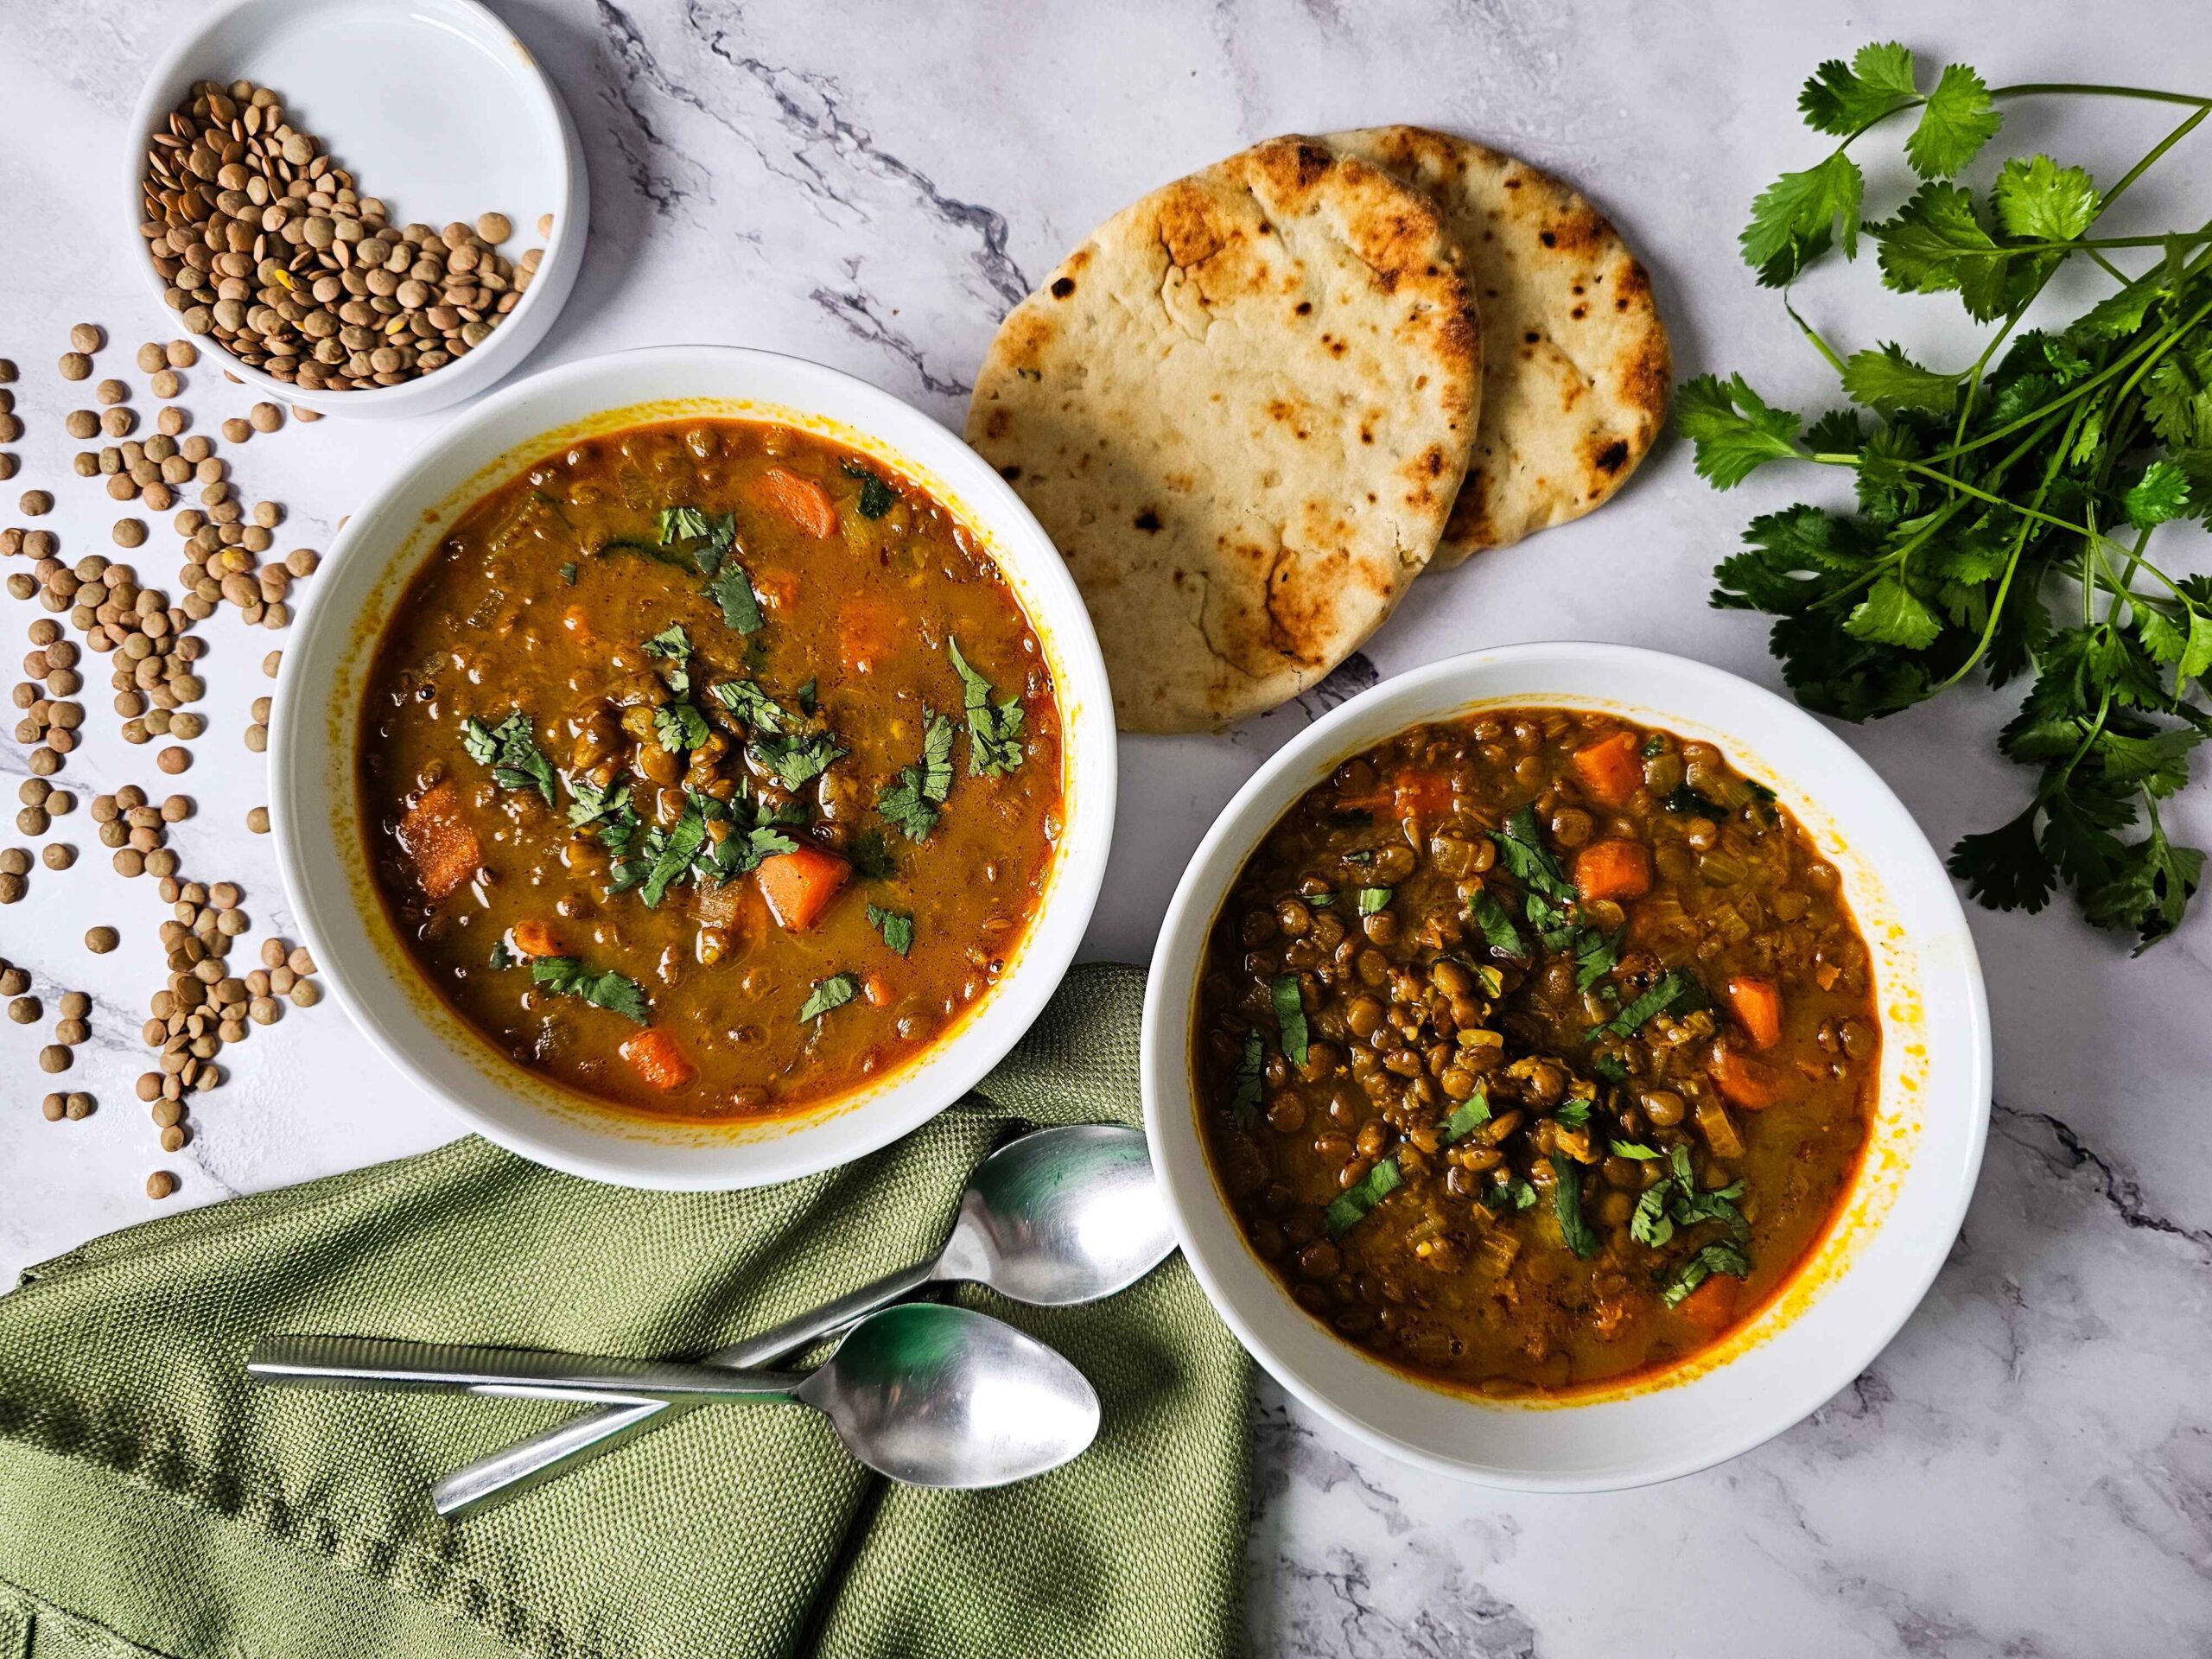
[
  {"x1": 123, "y1": 0, "x2": 587, "y2": 419},
  {"x1": 1143, "y1": 643, "x2": 1990, "y2": 1490},
  {"x1": 271, "y1": 346, "x2": 1116, "y2": 1187}
]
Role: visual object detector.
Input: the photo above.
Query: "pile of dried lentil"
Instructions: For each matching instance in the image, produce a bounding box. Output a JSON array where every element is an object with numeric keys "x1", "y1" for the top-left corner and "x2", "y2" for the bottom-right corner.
[
  {"x1": 3, "y1": 318, "x2": 340, "y2": 1201},
  {"x1": 140, "y1": 79, "x2": 549, "y2": 393}
]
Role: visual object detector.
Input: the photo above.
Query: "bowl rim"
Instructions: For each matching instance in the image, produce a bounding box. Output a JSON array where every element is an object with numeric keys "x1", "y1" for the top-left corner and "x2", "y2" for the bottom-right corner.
[
  {"x1": 270, "y1": 342, "x2": 1117, "y2": 1188},
  {"x1": 120, "y1": 0, "x2": 587, "y2": 419},
  {"x1": 1141, "y1": 640, "x2": 1991, "y2": 1489}
]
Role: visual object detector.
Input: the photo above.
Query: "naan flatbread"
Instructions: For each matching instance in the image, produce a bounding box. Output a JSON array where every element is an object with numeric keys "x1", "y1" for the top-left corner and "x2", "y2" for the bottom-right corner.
[
  {"x1": 967, "y1": 136, "x2": 1479, "y2": 732},
  {"x1": 1327, "y1": 126, "x2": 1669, "y2": 565}
]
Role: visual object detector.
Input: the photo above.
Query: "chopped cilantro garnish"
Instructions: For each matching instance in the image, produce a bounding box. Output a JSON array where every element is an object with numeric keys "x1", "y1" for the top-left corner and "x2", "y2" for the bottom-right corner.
[
  {"x1": 1554, "y1": 1100, "x2": 1592, "y2": 1129},
  {"x1": 704, "y1": 560, "x2": 765, "y2": 634},
  {"x1": 460, "y1": 711, "x2": 556, "y2": 806},
  {"x1": 1573, "y1": 925, "x2": 1626, "y2": 992},
  {"x1": 1439, "y1": 1093, "x2": 1491, "y2": 1141},
  {"x1": 1662, "y1": 1241, "x2": 1751, "y2": 1308},
  {"x1": 1230, "y1": 1029, "x2": 1265, "y2": 1127},
  {"x1": 1640, "y1": 733, "x2": 1665, "y2": 759},
  {"x1": 1550, "y1": 1152, "x2": 1600, "y2": 1259},
  {"x1": 842, "y1": 459, "x2": 898, "y2": 519},
  {"x1": 1324, "y1": 1157, "x2": 1403, "y2": 1236},
  {"x1": 1592, "y1": 969, "x2": 1707, "y2": 1039},
  {"x1": 1496, "y1": 804, "x2": 1575, "y2": 899},
  {"x1": 867, "y1": 904, "x2": 914, "y2": 957},
  {"x1": 658, "y1": 506, "x2": 738, "y2": 575},
  {"x1": 1610, "y1": 1140, "x2": 1664, "y2": 1160},
  {"x1": 527, "y1": 956, "x2": 650, "y2": 1025},
  {"x1": 713, "y1": 678, "x2": 789, "y2": 734},
  {"x1": 796, "y1": 678, "x2": 818, "y2": 715},
  {"x1": 559, "y1": 561, "x2": 578, "y2": 585},
  {"x1": 1356, "y1": 887, "x2": 1392, "y2": 915},
  {"x1": 654, "y1": 701, "x2": 710, "y2": 754},
  {"x1": 1269, "y1": 973, "x2": 1307, "y2": 1067},
  {"x1": 1664, "y1": 783, "x2": 1727, "y2": 817},
  {"x1": 878, "y1": 709, "x2": 957, "y2": 842},
  {"x1": 1592, "y1": 1053, "x2": 1630, "y2": 1085},
  {"x1": 850, "y1": 828, "x2": 898, "y2": 881},
  {"x1": 799, "y1": 973, "x2": 858, "y2": 1021},
  {"x1": 487, "y1": 939, "x2": 513, "y2": 971},
  {"x1": 947, "y1": 637, "x2": 1025, "y2": 775},
  {"x1": 1468, "y1": 888, "x2": 1527, "y2": 958},
  {"x1": 751, "y1": 730, "x2": 847, "y2": 791}
]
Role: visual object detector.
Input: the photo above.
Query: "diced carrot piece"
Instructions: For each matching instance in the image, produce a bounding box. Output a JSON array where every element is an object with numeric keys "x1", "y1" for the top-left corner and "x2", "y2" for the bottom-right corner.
[
  {"x1": 396, "y1": 781, "x2": 481, "y2": 902},
  {"x1": 1724, "y1": 974, "x2": 1784, "y2": 1049},
  {"x1": 1574, "y1": 838, "x2": 1652, "y2": 902},
  {"x1": 757, "y1": 846, "x2": 850, "y2": 931},
  {"x1": 509, "y1": 920, "x2": 563, "y2": 960},
  {"x1": 1710, "y1": 1045, "x2": 1786, "y2": 1110},
  {"x1": 1673, "y1": 1272, "x2": 1739, "y2": 1336},
  {"x1": 1572, "y1": 732, "x2": 1643, "y2": 808},
  {"x1": 839, "y1": 602, "x2": 893, "y2": 675},
  {"x1": 750, "y1": 467, "x2": 838, "y2": 538},
  {"x1": 620, "y1": 1028, "x2": 696, "y2": 1092},
  {"x1": 1390, "y1": 768, "x2": 1455, "y2": 822}
]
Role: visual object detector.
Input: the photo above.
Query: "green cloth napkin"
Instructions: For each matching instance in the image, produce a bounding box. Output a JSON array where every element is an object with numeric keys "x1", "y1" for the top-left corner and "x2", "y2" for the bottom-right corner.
[{"x1": 0, "y1": 963, "x2": 1250, "y2": 1659}]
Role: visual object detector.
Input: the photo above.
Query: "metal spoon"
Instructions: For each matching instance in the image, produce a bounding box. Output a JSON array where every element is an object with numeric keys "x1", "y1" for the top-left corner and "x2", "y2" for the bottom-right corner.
[
  {"x1": 249, "y1": 1302, "x2": 1100, "y2": 1490},
  {"x1": 435, "y1": 1122, "x2": 1170, "y2": 1516}
]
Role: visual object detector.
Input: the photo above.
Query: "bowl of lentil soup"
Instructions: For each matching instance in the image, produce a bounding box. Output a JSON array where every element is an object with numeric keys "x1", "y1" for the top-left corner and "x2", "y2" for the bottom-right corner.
[
  {"x1": 273, "y1": 346, "x2": 1114, "y2": 1187},
  {"x1": 1142, "y1": 643, "x2": 1987, "y2": 1488}
]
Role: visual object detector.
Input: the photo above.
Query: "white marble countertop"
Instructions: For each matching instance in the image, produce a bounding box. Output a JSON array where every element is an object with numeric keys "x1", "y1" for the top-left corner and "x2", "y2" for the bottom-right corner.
[{"x1": 6, "y1": 1, "x2": 2212, "y2": 1652}]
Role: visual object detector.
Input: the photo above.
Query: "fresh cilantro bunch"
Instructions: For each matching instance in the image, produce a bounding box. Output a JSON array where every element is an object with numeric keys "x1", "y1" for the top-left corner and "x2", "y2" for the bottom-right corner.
[{"x1": 1683, "y1": 44, "x2": 2212, "y2": 950}]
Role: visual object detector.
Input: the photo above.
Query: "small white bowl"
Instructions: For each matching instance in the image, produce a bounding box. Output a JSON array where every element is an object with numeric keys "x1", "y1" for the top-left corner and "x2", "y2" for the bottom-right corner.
[
  {"x1": 1142, "y1": 644, "x2": 1990, "y2": 1490},
  {"x1": 122, "y1": 0, "x2": 587, "y2": 419},
  {"x1": 271, "y1": 346, "x2": 1116, "y2": 1188}
]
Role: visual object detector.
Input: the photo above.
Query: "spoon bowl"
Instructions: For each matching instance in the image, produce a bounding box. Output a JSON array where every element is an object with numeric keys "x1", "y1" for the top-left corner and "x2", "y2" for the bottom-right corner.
[
  {"x1": 798, "y1": 1304, "x2": 1101, "y2": 1488},
  {"x1": 938, "y1": 1124, "x2": 1176, "y2": 1305}
]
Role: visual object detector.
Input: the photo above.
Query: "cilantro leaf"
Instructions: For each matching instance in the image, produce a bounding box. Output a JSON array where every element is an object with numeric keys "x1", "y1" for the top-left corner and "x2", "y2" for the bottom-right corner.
[
  {"x1": 878, "y1": 709, "x2": 958, "y2": 842},
  {"x1": 2125, "y1": 459, "x2": 2194, "y2": 530},
  {"x1": 798, "y1": 974, "x2": 858, "y2": 1022},
  {"x1": 1549, "y1": 1152, "x2": 1600, "y2": 1260},
  {"x1": 1992, "y1": 154, "x2": 2101, "y2": 243},
  {"x1": 713, "y1": 678, "x2": 791, "y2": 734},
  {"x1": 1871, "y1": 182, "x2": 2016, "y2": 321},
  {"x1": 947, "y1": 638, "x2": 1026, "y2": 775},
  {"x1": 1846, "y1": 575, "x2": 1945, "y2": 651},
  {"x1": 867, "y1": 903, "x2": 914, "y2": 957},
  {"x1": 1662, "y1": 1241, "x2": 1752, "y2": 1308},
  {"x1": 842, "y1": 459, "x2": 898, "y2": 519},
  {"x1": 1468, "y1": 888, "x2": 1528, "y2": 959},
  {"x1": 1356, "y1": 887, "x2": 1392, "y2": 916},
  {"x1": 1324, "y1": 1157, "x2": 1402, "y2": 1237},
  {"x1": 528, "y1": 956, "x2": 650, "y2": 1025},
  {"x1": 751, "y1": 730, "x2": 847, "y2": 791},
  {"x1": 1495, "y1": 804, "x2": 1576, "y2": 899},
  {"x1": 1270, "y1": 974, "x2": 1308, "y2": 1068},
  {"x1": 1839, "y1": 343, "x2": 1961, "y2": 416},
  {"x1": 849, "y1": 829, "x2": 897, "y2": 881},
  {"x1": 1904, "y1": 62, "x2": 2000, "y2": 179},
  {"x1": 655, "y1": 701, "x2": 709, "y2": 754},
  {"x1": 705, "y1": 560, "x2": 766, "y2": 634},
  {"x1": 1678, "y1": 373, "x2": 1805, "y2": 486},
  {"x1": 1797, "y1": 42, "x2": 1918, "y2": 136},
  {"x1": 1741, "y1": 152, "x2": 1865, "y2": 284},
  {"x1": 460, "y1": 711, "x2": 556, "y2": 806},
  {"x1": 1592, "y1": 969, "x2": 1705, "y2": 1039}
]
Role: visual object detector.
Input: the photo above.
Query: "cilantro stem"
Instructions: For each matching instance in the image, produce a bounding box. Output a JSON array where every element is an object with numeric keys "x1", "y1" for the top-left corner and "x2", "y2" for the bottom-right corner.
[{"x1": 1987, "y1": 83, "x2": 2212, "y2": 110}]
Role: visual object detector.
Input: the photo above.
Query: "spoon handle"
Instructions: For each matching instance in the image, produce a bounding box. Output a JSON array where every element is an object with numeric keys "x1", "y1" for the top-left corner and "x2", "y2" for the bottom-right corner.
[
  {"x1": 429, "y1": 1257, "x2": 939, "y2": 1518},
  {"x1": 249, "y1": 1335, "x2": 810, "y2": 1401}
]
